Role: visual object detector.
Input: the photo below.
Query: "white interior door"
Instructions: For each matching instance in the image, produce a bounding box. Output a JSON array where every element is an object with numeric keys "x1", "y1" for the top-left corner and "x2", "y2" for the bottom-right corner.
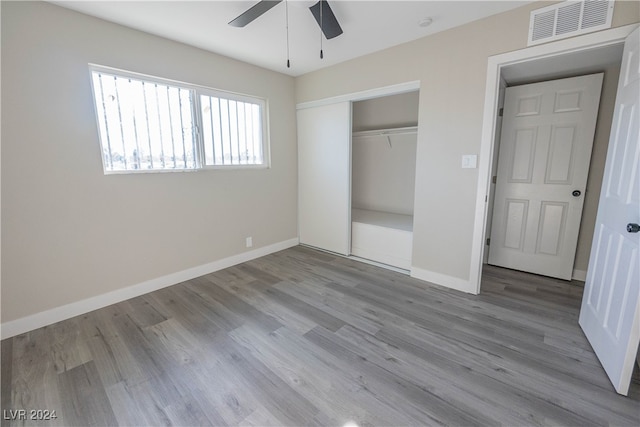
[
  {"x1": 297, "y1": 102, "x2": 351, "y2": 255},
  {"x1": 579, "y1": 28, "x2": 640, "y2": 396},
  {"x1": 489, "y1": 74, "x2": 604, "y2": 280}
]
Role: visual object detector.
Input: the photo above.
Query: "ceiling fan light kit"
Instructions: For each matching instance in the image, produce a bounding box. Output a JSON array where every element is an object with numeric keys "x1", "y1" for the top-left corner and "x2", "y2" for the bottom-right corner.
[{"x1": 228, "y1": 0, "x2": 343, "y2": 69}]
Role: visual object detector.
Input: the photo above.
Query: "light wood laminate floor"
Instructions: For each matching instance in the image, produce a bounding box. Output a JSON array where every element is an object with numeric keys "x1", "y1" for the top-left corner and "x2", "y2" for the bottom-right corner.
[{"x1": 2, "y1": 246, "x2": 639, "y2": 426}]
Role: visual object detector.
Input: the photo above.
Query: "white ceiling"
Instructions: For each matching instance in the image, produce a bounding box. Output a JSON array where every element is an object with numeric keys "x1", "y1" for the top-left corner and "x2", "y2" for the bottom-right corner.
[{"x1": 51, "y1": 0, "x2": 534, "y2": 76}]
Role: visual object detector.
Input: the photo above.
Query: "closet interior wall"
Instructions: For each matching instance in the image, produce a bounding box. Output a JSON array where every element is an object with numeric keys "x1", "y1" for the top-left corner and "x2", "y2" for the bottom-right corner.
[{"x1": 351, "y1": 91, "x2": 419, "y2": 215}]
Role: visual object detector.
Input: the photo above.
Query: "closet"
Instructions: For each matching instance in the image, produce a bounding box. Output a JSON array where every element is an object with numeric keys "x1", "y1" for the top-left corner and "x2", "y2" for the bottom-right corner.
[
  {"x1": 350, "y1": 92, "x2": 418, "y2": 269},
  {"x1": 297, "y1": 88, "x2": 419, "y2": 271}
]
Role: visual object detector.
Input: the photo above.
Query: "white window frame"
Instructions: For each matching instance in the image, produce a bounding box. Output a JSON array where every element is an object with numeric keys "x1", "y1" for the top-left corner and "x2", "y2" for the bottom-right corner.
[
  {"x1": 89, "y1": 64, "x2": 270, "y2": 174},
  {"x1": 197, "y1": 86, "x2": 269, "y2": 170}
]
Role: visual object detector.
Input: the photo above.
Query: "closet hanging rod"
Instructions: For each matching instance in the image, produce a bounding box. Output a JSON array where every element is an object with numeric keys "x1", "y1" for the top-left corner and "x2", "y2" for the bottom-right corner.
[{"x1": 352, "y1": 126, "x2": 417, "y2": 139}]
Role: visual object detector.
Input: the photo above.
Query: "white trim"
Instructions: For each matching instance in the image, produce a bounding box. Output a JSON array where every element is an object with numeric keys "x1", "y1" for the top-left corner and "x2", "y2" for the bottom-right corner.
[
  {"x1": 470, "y1": 23, "x2": 639, "y2": 295},
  {"x1": 296, "y1": 81, "x2": 420, "y2": 110},
  {"x1": 572, "y1": 269, "x2": 587, "y2": 281},
  {"x1": 0, "y1": 238, "x2": 299, "y2": 339},
  {"x1": 410, "y1": 267, "x2": 475, "y2": 294}
]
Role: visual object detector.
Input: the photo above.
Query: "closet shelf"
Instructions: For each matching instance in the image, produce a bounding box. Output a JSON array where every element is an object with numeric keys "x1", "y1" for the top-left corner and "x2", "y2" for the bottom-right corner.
[{"x1": 352, "y1": 126, "x2": 417, "y2": 138}]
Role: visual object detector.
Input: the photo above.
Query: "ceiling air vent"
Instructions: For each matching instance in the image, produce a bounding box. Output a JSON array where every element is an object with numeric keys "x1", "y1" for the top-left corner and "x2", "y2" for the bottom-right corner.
[{"x1": 528, "y1": 0, "x2": 614, "y2": 46}]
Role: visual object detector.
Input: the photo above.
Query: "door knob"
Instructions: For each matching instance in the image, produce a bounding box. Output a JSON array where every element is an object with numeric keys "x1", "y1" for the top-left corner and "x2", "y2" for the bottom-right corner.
[
  {"x1": 627, "y1": 223, "x2": 640, "y2": 233},
  {"x1": 572, "y1": 190, "x2": 582, "y2": 197}
]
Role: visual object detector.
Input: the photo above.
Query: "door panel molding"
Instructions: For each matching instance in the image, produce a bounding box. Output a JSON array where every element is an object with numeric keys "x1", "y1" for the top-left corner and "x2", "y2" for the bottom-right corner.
[{"x1": 544, "y1": 125, "x2": 577, "y2": 184}]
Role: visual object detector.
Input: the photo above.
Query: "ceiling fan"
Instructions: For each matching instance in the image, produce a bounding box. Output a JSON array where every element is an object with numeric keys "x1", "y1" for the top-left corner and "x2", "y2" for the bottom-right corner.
[{"x1": 228, "y1": 0, "x2": 344, "y2": 40}]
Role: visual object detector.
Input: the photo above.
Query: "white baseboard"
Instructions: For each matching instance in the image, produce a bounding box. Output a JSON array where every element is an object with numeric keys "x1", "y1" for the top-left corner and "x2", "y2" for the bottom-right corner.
[
  {"x1": 410, "y1": 267, "x2": 477, "y2": 295},
  {"x1": 572, "y1": 269, "x2": 587, "y2": 282},
  {"x1": 1, "y1": 238, "x2": 299, "y2": 339}
]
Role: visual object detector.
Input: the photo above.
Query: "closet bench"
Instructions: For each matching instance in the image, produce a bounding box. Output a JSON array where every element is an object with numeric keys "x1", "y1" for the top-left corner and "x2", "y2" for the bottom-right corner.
[{"x1": 351, "y1": 208, "x2": 413, "y2": 270}]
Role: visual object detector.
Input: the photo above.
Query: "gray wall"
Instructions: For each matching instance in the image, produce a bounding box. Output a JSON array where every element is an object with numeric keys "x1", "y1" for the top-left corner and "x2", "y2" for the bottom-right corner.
[
  {"x1": 296, "y1": 0, "x2": 639, "y2": 284},
  {"x1": 1, "y1": 1, "x2": 298, "y2": 323}
]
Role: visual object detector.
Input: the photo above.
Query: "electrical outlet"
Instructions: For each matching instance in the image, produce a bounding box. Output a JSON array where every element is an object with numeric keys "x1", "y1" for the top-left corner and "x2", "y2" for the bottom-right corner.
[{"x1": 245, "y1": 237, "x2": 253, "y2": 248}]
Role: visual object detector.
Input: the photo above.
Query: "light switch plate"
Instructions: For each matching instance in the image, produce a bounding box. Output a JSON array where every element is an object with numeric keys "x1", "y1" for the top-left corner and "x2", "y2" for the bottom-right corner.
[{"x1": 462, "y1": 154, "x2": 477, "y2": 169}]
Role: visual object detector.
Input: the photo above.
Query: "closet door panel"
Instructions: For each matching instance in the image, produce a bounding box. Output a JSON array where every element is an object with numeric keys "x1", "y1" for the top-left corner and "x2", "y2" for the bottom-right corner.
[{"x1": 297, "y1": 102, "x2": 351, "y2": 255}]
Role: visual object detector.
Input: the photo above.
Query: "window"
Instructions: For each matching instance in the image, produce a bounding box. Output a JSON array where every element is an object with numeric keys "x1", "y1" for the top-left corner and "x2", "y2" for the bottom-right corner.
[
  {"x1": 89, "y1": 65, "x2": 268, "y2": 173},
  {"x1": 199, "y1": 92, "x2": 265, "y2": 167}
]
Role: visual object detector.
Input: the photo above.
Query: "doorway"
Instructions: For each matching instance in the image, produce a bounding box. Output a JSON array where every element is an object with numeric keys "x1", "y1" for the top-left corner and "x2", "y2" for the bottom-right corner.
[
  {"x1": 470, "y1": 24, "x2": 637, "y2": 295},
  {"x1": 486, "y1": 71, "x2": 613, "y2": 280},
  {"x1": 473, "y1": 25, "x2": 640, "y2": 395}
]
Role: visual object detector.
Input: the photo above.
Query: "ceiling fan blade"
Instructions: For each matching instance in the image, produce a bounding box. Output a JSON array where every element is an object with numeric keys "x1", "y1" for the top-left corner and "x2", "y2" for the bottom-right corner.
[
  {"x1": 309, "y1": 1, "x2": 343, "y2": 39},
  {"x1": 229, "y1": 0, "x2": 282, "y2": 27}
]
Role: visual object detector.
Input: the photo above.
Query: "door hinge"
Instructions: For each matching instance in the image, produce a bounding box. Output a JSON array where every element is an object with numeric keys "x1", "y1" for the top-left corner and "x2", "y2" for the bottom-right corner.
[
  {"x1": 498, "y1": 108, "x2": 504, "y2": 117},
  {"x1": 492, "y1": 175, "x2": 497, "y2": 184},
  {"x1": 486, "y1": 238, "x2": 491, "y2": 246}
]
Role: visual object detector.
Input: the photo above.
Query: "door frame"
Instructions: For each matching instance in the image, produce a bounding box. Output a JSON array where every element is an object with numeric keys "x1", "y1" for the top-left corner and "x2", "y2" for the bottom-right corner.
[{"x1": 471, "y1": 23, "x2": 639, "y2": 294}]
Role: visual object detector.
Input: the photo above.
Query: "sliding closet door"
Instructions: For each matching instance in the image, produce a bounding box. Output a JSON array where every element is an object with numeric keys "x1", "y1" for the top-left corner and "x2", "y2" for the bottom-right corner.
[{"x1": 297, "y1": 102, "x2": 351, "y2": 255}]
